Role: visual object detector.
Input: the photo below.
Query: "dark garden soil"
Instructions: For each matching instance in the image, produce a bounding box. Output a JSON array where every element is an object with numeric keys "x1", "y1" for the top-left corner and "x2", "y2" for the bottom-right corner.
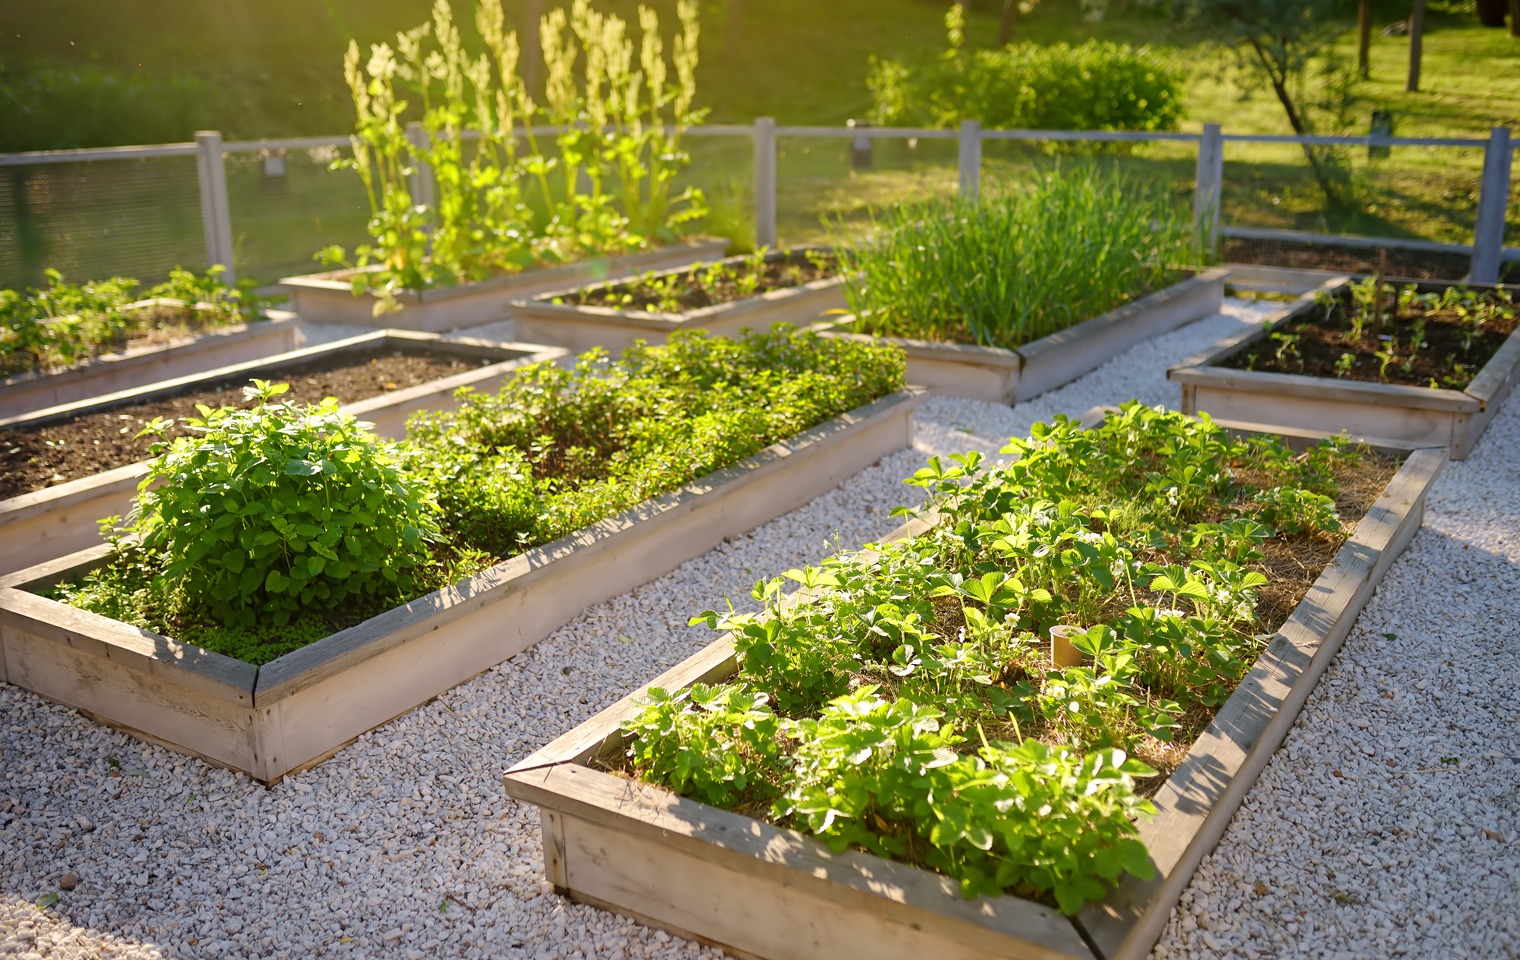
[
  {"x1": 1224, "y1": 238, "x2": 1472, "y2": 281},
  {"x1": 1222, "y1": 289, "x2": 1518, "y2": 388},
  {"x1": 0, "y1": 348, "x2": 485, "y2": 499},
  {"x1": 564, "y1": 251, "x2": 838, "y2": 313}
]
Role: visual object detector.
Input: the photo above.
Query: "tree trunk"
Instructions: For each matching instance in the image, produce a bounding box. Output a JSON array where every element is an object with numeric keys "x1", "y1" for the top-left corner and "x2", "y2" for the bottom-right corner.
[
  {"x1": 1510, "y1": 0, "x2": 1520, "y2": 37},
  {"x1": 1358, "y1": 0, "x2": 1373, "y2": 78},
  {"x1": 723, "y1": 0, "x2": 744, "y2": 61},
  {"x1": 1407, "y1": 0, "x2": 1426, "y2": 93},
  {"x1": 998, "y1": 0, "x2": 1019, "y2": 45},
  {"x1": 1478, "y1": 0, "x2": 1506, "y2": 26},
  {"x1": 522, "y1": 0, "x2": 544, "y2": 99},
  {"x1": 1247, "y1": 38, "x2": 1349, "y2": 210}
]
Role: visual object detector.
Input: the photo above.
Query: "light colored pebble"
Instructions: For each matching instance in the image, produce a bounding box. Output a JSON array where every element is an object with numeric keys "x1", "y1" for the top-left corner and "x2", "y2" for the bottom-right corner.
[{"x1": 4, "y1": 298, "x2": 1514, "y2": 959}]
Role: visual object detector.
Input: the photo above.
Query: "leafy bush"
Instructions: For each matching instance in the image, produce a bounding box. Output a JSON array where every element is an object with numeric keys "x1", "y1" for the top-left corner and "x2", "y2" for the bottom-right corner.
[
  {"x1": 624, "y1": 404, "x2": 1375, "y2": 912},
  {"x1": 867, "y1": 7, "x2": 1183, "y2": 134},
  {"x1": 833, "y1": 168, "x2": 1195, "y2": 349},
  {"x1": 115, "y1": 381, "x2": 442, "y2": 629},
  {"x1": 0, "y1": 266, "x2": 271, "y2": 377}
]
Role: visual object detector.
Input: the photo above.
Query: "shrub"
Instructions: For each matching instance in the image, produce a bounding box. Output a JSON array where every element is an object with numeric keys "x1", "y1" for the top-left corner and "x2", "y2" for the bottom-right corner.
[
  {"x1": 833, "y1": 168, "x2": 1195, "y2": 349},
  {"x1": 120, "y1": 380, "x2": 442, "y2": 628},
  {"x1": 867, "y1": 7, "x2": 1184, "y2": 134}
]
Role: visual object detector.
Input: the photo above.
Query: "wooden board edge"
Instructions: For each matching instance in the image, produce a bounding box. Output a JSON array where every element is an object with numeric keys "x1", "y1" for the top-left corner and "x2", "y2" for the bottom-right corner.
[
  {"x1": 1464, "y1": 325, "x2": 1520, "y2": 407},
  {"x1": 505, "y1": 763, "x2": 1092, "y2": 960}
]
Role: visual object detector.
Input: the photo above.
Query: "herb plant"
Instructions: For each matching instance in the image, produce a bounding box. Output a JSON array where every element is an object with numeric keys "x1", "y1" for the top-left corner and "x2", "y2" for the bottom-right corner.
[
  {"x1": 832, "y1": 169, "x2": 1195, "y2": 350},
  {"x1": 558, "y1": 248, "x2": 839, "y2": 314},
  {"x1": 0, "y1": 267, "x2": 273, "y2": 377},
  {"x1": 621, "y1": 404, "x2": 1378, "y2": 913}
]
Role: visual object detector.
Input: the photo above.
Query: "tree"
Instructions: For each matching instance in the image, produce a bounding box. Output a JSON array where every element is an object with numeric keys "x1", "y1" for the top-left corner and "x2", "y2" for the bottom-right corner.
[
  {"x1": 1357, "y1": 0, "x2": 1373, "y2": 78},
  {"x1": 1177, "y1": 0, "x2": 1353, "y2": 208},
  {"x1": 1407, "y1": 0, "x2": 1426, "y2": 92}
]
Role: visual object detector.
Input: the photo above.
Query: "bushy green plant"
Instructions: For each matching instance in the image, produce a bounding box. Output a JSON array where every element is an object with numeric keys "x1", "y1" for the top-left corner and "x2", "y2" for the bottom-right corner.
[
  {"x1": 867, "y1": 6, "x2": 1183, "y2": 134},
  {"x1": 833, "y1": 169, "x2": 1195, "y2": 349},
  {"x1": 119, "y1": 380, "x2": 442, "y2": 628},
  {"x1": 625, "y1": 403, "x2": 1374, "y2": 912}
]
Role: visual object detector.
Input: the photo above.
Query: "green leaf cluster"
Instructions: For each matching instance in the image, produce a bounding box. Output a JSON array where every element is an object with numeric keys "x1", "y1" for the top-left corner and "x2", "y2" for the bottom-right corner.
[
  {"x1": 867, "y1": 8, "x2": 1184, "y2": 135},
  {"x1": 624, "y1": 403, "x2": 1366, "y2": 913},
  {"x1": 0, "y1": 266, "x2": 274, "y2": 377}
]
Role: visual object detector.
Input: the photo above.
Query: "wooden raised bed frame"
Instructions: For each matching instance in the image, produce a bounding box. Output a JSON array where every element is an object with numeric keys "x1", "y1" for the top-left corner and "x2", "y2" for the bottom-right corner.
[
  {"x1": 511, "y1": 248, "x2": 846, "y2": 354},
  {"x1": 0, "y1": 303, "x2": 302, "y2": 421},
  {"x1": 281, "y1": 239, "x2": 728, "y2": 332},
  {"x1": 0, "y1": 331, "x2": 566, "y2": 575},
  {"x1": 0, "y1": 389, "x2": 923, "y2": 784},
  {"x1": 504, "y1": 438, "x2": 1446, "y2": 960},
  {"x1": 818, "y1": 268, "x2": 1228, "y2": 405},
  {"x1": 1169, "y1": 277, "x2": 1520, "y2": 460}
]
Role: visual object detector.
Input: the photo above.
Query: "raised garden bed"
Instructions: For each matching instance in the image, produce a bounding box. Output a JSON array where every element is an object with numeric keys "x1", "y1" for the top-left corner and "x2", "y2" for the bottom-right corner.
[
  {"x1": 1170, "y1": 277, "x2": 1520, "y2": 459},
  {"x1": 0, "y1": 331, "x2": 564, "y2": 574},
  {"x1": 0, "y1": 306, "x2": 304, "y2": 421},
  {"x1": 505, "y1": 408, "x2": 1445, "y2": 960},
  {"x1": 1222, "y1": 236, "x2": 1473, "y2": 295},
  {"x1": 512, "y1": 248, "x2": 845, "y2": 354},
  {"x1": 0, "y1": 386, "x2": 922, "y2": 783},
  {"x1": 821, "y1": 269, "x2": 1228, "y2": 404},
  {"x1": 282, "y1": 240, "x2": 729, "y2": 332}
]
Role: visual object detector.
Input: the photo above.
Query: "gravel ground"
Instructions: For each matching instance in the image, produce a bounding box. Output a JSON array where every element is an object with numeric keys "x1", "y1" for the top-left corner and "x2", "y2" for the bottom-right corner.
[{"x1": 4, "y1": 297, "x2": 1515, "y2": 960}]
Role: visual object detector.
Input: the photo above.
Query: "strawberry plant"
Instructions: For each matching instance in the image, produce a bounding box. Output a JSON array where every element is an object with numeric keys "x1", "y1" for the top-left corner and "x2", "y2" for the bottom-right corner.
[{"x1": 623, "y1": 403, "x2": 1385, "y2": 913}]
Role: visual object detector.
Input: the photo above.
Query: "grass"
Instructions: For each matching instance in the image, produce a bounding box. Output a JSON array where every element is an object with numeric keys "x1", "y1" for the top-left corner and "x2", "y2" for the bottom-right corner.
[{"x1": 2, "y1": 0, "x2": 1516, "y2": 281}]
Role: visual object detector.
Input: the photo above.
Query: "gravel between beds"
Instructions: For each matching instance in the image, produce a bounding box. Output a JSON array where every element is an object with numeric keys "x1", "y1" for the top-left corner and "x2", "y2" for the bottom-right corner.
[{"x1": 3, "y1": 298, "x2": 1516, "y2": 960}]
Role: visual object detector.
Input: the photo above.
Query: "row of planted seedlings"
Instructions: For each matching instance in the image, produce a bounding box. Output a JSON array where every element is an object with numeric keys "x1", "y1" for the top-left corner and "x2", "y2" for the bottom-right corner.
[
  {"x1": 513, "y1": 167, "x2": 1227, "y2": 403},
  {"x1": 0, "y1": 267, "x2": 290, "y2": 417},
  {"x1": 1171, "y1": 274, "x2": 1520, "y2": 459},
  {"x1": 506, "y1": 403, "x2": 1447, "y2": 960},
  {"x1": 0, "y1": 328, "x2": 919, "y2": 783},
  {"x1": 283, "y1": 0, "x2": 730, "y2": 329}
]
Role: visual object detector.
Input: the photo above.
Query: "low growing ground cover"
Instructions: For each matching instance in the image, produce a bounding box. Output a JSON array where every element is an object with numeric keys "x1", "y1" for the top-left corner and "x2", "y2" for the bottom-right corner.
[
  {"x1": 1226, "y1": 279, "x2": 1518, "y2": 388},
  {"x1": 835, "y1": 170, "x2": 1195, "y2": 350},
  {"x1": 0, "y1": 267, "x2": 273, "y2": 377},
  {"x1": 50, "y1": 328, "x2": 904, "y2": 665},
  {"x1": 615, "y1": 404, "x2": 1393, "y2": 915},
  {"x1": 555, "y1": 248, "x2": 838, "y2": 314}
]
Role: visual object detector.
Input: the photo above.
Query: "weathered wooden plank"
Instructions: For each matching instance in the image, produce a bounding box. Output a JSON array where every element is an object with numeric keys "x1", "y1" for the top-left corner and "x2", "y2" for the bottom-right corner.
[
  {"x1": 1013, "y1": 268, "x2": 1228, "y2": 401},
  {"x1": 1187, "y1": 385, "x2": 1463, "y2": 449},
  {"x1": 1, "y1": 620, "x2": 257, "y2": 770},
  {"x1": 510, "y1": 764, "x2": 1092, "y2": 960},
  {"x1": 1076, "y1": 447, "x2": 1445, "y2": 960}
]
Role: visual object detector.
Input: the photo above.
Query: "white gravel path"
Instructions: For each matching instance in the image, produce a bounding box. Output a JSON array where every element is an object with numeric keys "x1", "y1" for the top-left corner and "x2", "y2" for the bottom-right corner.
[{"x1": 3, "y1": 297, "x2": 1515, "y2": 960}]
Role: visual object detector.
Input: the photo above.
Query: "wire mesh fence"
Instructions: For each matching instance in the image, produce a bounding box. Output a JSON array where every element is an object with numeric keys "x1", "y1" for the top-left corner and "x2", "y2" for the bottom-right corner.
[
  {"x1": 0, "y1": 155, "x2": 203, "y2": 290},
  {"x1": 224, "y1": 143, "x2": 371, "y2": 284}
]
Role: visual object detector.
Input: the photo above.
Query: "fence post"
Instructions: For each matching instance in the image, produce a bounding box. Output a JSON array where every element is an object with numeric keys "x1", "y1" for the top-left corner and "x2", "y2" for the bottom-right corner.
[
  {"x1": 406, "y1": 121, "x2": 437, "y2": 219},
  {"x1": 754, "y1": 116, "x2": 777, "y2": 249},
  {"x1": 1470, "y1": 126, "x2": 1511, "y2": 284},
  {"x1": 194, "y1": 131, "x2": 236, "y2": 280},
  {"x1": 1193, "y1": 123, "x2": 1224, "y2": 260},
  {"x1": 958, "y1": 120, "x2": 982, "y2": 201}
]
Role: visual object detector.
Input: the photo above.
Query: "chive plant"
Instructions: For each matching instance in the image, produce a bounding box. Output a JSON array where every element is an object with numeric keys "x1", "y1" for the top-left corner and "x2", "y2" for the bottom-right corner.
[{"x1": 834, "y1": 168, "x2": 1196, "y2": 350}]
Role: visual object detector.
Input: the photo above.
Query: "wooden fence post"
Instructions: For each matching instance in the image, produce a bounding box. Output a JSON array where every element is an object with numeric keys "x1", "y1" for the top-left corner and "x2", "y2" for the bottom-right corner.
[
  {"x1": 754, "y1": 116, "x2": 777, "y2": 249},
  {"x1": 958, "y1": 120, "x2": 982, "y2": 201},
  {"x1": 194, "y1": 131, "x2": 236, "y2": 281},
  {"x1": 1193, "y1": 123, "x2": 1224, "y2": 260},
  {"x1": 1470, "y1": 126, "x2": 1511, "y2": 284}
]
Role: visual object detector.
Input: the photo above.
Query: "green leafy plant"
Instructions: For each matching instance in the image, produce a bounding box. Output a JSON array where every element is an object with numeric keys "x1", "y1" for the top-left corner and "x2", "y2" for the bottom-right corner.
[
  {"x1": 561, "y1": 248, "x2": 839, "y2": 314},
  {"x1": 113, "y1": 379, "x2": 443, "y2": 629},
  {"x1": 323, "y1": 0, "x2": 707, "y2": 308},
  {"x1": 0, "y1": 267, "x2": 272, "y2": 377},
  {"x1": 623, "y1": 403, "x2": 1377, "y2": 913},
  {"x1": 833, "y1": 169, "x2": 1194, "y2": 350}
]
